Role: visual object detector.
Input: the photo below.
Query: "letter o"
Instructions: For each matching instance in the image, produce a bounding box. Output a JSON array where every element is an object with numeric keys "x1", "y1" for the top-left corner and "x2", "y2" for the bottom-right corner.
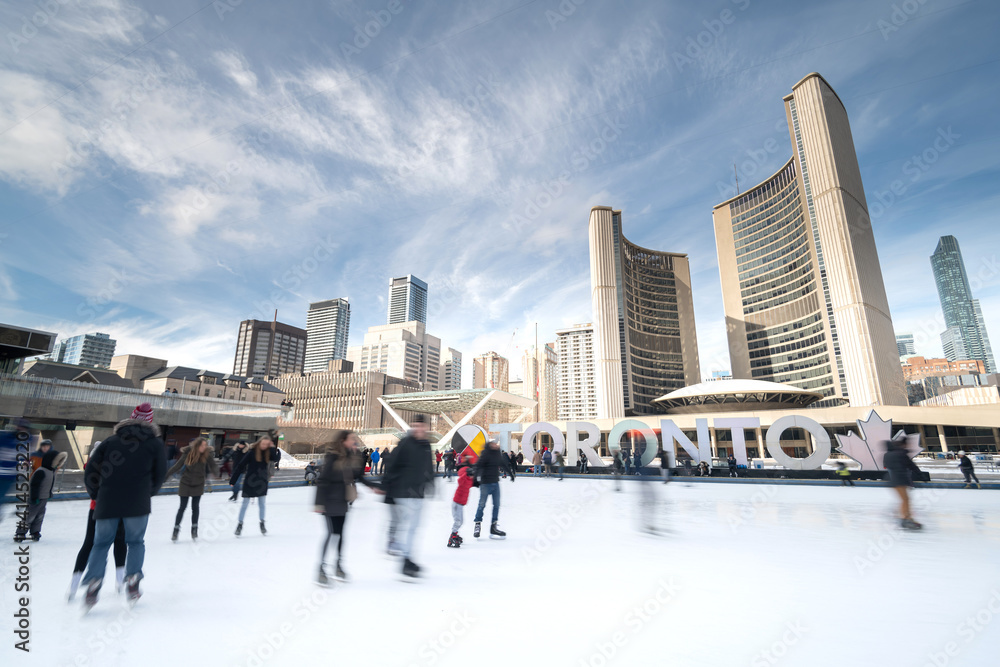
[
  {"x1": 536, "y1": 192, "x2": 552, "y2": 208},
  {"x1": 764, "y1": 415, "x2": 832, "y2": 470},
  {"x1": 922, "y1": 147, "x2": 938, "y2": 164},
  {"x1": 259, "y1": 645, "x2": 273, "y2": 660},
  {"x1": 521, "y1": 422, "x2": 566, "y2": 460},
  {"x1": 696, "y1": 30, "x2": 713, "y2": 47},
  {"x1": 364, "y1": 20, "x2": 381, "y2": 38},
  {"x1": 607, "y1": 420, "x2": 658, "y2": 459}
]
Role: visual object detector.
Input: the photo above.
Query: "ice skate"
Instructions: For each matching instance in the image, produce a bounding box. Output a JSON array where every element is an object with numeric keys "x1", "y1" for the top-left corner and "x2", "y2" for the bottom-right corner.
[
  {"x1": 316, "y1": 565, "x2": 329, "y2": 587},
  {"x1": 191, "y1": 525, "x2": 198, "y2": 540},
  {"x1": 334, "y1": 562, "x2": 348, "y2": 582},
  {"x1": 901, "y1": 518, "x2": 923, "y2": 531},
  {"x1": 30, "y1": 533, "x2": 40, "y2": 541},
  {"x1": 82, "y1": 580, "x2": 100, "y2": 613},
  {"x1": 401, "y1": 558, "x2": 421, "y2": 581},
  {"x1": 171, "y1": 525, "x2": 180, "y2": 541},
  {"x1": 115, "y1": 567, "x2": 125, "y2": 594},
  {"x1": 235, "y1": 521, "x2": 243, "y2": 536},
  {"x1": 489, "y1": 522, "x2": 506, "y2": 540},
  {"x1": 67, "y1": 572, "x2": 82, "y2": 602},
  {"x1": 259, "y1": 520, "x2": 267, "y2": 535},
  {"x1": 447, "y1": 532, "x2": 461, "y2": 548},
  {"x1": 125, "y1": 574, "x2": 141, "y2": 608},
  {"x1": 473, "y1": 522, "x2": 481, "y2": 538}
]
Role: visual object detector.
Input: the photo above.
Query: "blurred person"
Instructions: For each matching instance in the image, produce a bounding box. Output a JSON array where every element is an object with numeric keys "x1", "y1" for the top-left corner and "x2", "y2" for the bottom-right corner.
[
  {"x1": 555, "y1": 450, "x2": 565, "y2": 481},
  {"x1": 835, "y1": 461, "x2": 854, "y2": 486},
  {"x1": 230, "y1": 437, "x2": 279, "y2": 536},
  {"x1": 379, "y1": 447, "x2": 389, "y2": 474},
  {"x1": 314, "y1": 430, "x2": 378, "y2": 585},
  {"x1": 623, "y1": 449, "x2": 632, "y2": 476},
  {"x1": 613, "y1": 450, "x2": 624, "y2": 491},
  {"x1": 29, "y1": 438, "x2": 52, "y2": 474},
  {"x1": 81, "y1": 403, "x2": 167, "y2": 610},
  {"x1": 697, "y1": 461, "x2": 710, "y2": 477},
  {"x1": 501, "y1": 450, "x2": 512, "y2": 479},
  {"x1": 443, "y1": 446, "x2": 456, "y2": 481},
  {"x1": 14, "y1": 449, "x2": 67, "y2": 542},
  {"x1": 542, "y1": 447, "x2": 553, "y2": 477},
  {"x1": 659, "y1": 447, "x2": 671, "y2": 483},
  {"x1": 727, "y1": 454, "x2": 738, "y2": 478},
  {"x1": 578, "y1": 451, "x2": 588, "y2": 475},
  {"x1": 882, "y1": 439, "x2": 923, "y2": 530},
  {"x1": 472, "y1": 439, "x2": 515, "y2": 540},
  {"x1": 957, "y1": 451, "x2": 981, "y2": 489},
  {"x1": 435, "y1": 449, "x2": 443, "y2": 473},
  {"x1": 515, "y1": 450, "x2": 524, "y2": 467},
  {"x1": 632, "y1": 448, "x2": 641, "y2": 475},
  {"x1": 370, "y1": 447, "x2": 380, "y2": 476},
  {"x1": 447, "y1": 454, "x2": 475, "y2": 548},
  {"x1": 382, "y1": 414, "x2": 434, "y2": 579},
  {"x1": 227, "y1": 441, "x2": 249, "y2": 501},
  {"x1": 166, "y1": 437, "x2": 221, "y2": 541},
  {"x1": 304, "y1": 460, "x2": 319, "y2": 485},
  {"x1": 532, "y1": 449, "x2": 542, "y2": 477}
]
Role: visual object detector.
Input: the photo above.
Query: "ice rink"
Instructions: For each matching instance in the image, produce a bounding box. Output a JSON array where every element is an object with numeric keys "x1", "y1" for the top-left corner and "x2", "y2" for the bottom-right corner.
[{"x1": 3, "y1": 477, "x2": 999, "y2": 667}]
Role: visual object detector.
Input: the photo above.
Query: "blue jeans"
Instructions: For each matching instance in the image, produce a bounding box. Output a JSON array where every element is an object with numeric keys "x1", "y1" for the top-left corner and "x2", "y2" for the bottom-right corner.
[
  {"x1": 232, "y1": 473, "x2": 243, "y2": 495},
  {"x1": 239, "y1": 496, "x2": 266, "y2": 522},
  {"x1": 395, "y1": 498, "x2": 423, "y2": 559},
  {"x1": 474, "y1": 482, "x2": 500, "y2": 523},
  {"x1": 84, "y1": 514, "x2": 149, "y2": 584},
  {"x1": 533, "y1": 464, "x2": 541, "y2": 477}
]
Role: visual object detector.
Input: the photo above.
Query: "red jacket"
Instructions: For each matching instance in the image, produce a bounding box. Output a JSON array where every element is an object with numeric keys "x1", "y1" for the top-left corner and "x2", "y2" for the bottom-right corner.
[
  {"x1": 436, "y1": 451, "x2": 443, "y2": 462},
  {"x1": 453, "y1": 466, "x2": 474, "y2": 505}
]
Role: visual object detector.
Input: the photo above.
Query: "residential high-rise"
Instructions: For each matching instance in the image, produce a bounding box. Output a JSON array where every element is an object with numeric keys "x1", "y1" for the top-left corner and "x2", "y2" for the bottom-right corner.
[
  {"x1": 472, "y1": 351, "x2": 509, "y2": 391},
  {"x1": 440, "y1": 347, "x2": 463, "y2": 390},
  {"x1": 304, "y1": 298, "x2": 351, "y2": 373},
  {"x1": 713, "y1": 73, "x2": 907, "y2": 407},
  {"x1": 521, "y1": 343, "x2": 559, "y2": 422},
  {"x1": 556, "y1": 323, "x2": 598, "y2": 420},
  {"x1": 52, "y1": 332, "x2": 117, "y2": 368},
  {"x1": 387, "y1": 275, "x2": 428, "y2": 325},
  {"x1": 931, "y1": 236, "x2": 996, "y2": 373},
  {"x1": 346, "y1": 321, "x2": 441, "y2": 390},
  {"x1": 896, "y1": 333, "x2": 916, "y2": 358},
  {"x1": 589, "y1": 207, "x2": 701, "y2": 419},
  {"x1": 233, "y1": 319, "x2": 307, "y2": 378}
]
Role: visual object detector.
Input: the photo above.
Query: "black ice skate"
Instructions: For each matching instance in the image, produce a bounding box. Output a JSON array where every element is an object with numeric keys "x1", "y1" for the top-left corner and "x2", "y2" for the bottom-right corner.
[
  {"x1": 401, "y1": 558, "x2": 421, "y2": 580},
  {"x1": 235, "y1": 521, "x2": 243, "y2": 536},
  {"x1": 901, "y1": 518, "x2": 923, "y2": 531},
  {"x1": 334, "y1": 562, "x2": 348, "y2": 582},
  {"x1": 29, "y1": 533, "x2": 40, "y2": 541},
  {"x1": 490, "y1": 522, "x2": 506, "y2": 540},
  {"x1": 125, "y1": 574, "x2": 141, "y2": 607},
  {"x1": 447, "y1": 532, "x2": 461, "y2": 548},
  {"x1": 317, "y1": 565, "x2": 329, "y2": 587},
  {"x1": 473, "y1": 522, "x2": 481, "y2": 538},
  {"x1": 191, "y1": 525, "x2": 198, "y2": 540},
  {"x1": 171, "y1": 525, "x2": 180, "y2": 541},
  {"x1": 260, "y1": 520, "x2": 267, "y2": 535}
]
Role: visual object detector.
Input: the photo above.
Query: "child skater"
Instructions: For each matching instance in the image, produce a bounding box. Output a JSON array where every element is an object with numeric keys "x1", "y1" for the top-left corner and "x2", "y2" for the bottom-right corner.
[{"x1": 448, "y1": 454, "x2": 475, "y2": 548}]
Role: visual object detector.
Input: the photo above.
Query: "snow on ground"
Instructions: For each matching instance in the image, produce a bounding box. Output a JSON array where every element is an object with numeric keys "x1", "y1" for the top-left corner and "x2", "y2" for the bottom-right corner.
[{"x1": 2, "y1": 478, "x2": 999, "y2": 667}]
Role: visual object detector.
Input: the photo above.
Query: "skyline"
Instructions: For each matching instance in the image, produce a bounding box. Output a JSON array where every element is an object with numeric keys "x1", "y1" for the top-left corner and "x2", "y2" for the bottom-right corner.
[{"x1": 2, "y1": 0, "x2": 999, "y2": 390}]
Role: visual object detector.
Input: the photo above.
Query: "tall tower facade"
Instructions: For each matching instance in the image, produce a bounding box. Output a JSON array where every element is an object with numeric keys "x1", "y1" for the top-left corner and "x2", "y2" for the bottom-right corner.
[
  {"x1": 440, "y1": 347, "x2": 463, "y2": 390},
  {"x1": 522, "y1": 343, "x2": 559, "y2": 422},
  {"x1": 556, "y1": 323, "x2": 598, "y2": 420},
  {"x1": 589, "y1": 207, "x2": 701, "y2": 418},
  {"x1": 713, "y1": 73, "x2": 906, "y2": 407},
  {"x1": 931, "y1": 236, "x2": 996, "y2": 373},
  {"x1": 304, "y1": 298, "x2": 351, "y2": 373},
  {"x1": 233, "y1": 319, "x2": 307, "y2": 378},
  {"x1": 387, "y1": 275, "x2": 428, "y2": 325},
  {"x1": 472, "y1": 351, "x2": 509, "y2": 392},
  {"x1": 56, "y1": 332, "x2": 117, "y2": 368}
]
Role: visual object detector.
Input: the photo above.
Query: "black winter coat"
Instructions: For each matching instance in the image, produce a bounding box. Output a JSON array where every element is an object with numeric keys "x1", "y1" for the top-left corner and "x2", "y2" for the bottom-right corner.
[
  {"x1": 230, "y1": 447, "x2": 279, "y2": 498},
  {"x1": 85, "y1": 420, "x2": 167, "y2": 520},
  {"x1": 383, "y1": 434, "x2": 434, "y2": 499},
  {"x1": 315, "y1": 450, "x2": 378, "y2": 516},
  {"x1": 474, "y1": 447, "x2": 514, "y2": 484},
  {"x1": 883, "y1": 446, "x2": 921, "y2": 487}
]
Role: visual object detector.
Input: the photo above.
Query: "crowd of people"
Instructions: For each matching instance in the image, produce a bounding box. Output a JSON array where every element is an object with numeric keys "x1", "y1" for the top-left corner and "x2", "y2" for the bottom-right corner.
[{"x1": 0, "y1": 406, "x2": 992, "y2": 610}]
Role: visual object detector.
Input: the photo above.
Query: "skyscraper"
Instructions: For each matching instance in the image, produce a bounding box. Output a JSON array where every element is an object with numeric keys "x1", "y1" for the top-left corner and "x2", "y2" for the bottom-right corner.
[
  {"x1": 896, "y1": 333, "x2": 916, "y2": 357},
  {"x1": 556, "y1": 323, "x2": 598, "y2": 420},
  {"x1": 304, "y1": 298, "x2": 351, "y2": 373},
  {"x1": 347, "y1": 321, "x2": 441, "y2": 390},
  {"x1": 589, "y1": 207, "x2": 701, "y2": 419},
  {"x1": 387, "y1": 275, "x2": 428, "y2": 325},
  {"x1": 52, "y1": 332, "x2": 117, "y2": 368},
  {"x1": 233, "y1": 319, "x2": 307, "y2": 378},
  {"x1": 521, "y1": 343, "x2": 559, "y2": 422},
  {"x1": 931, "y1": 236, "x2": 996, "y2": 373},
  {"x1": 472, "y1": 351, "x2": 509, "y2": 391},
  {"x1": 440, "y1": 347, "x2": 463, "y2": 390},
  {"x1": 713, "y1": 73, "x2": 906, "y2": 407}
]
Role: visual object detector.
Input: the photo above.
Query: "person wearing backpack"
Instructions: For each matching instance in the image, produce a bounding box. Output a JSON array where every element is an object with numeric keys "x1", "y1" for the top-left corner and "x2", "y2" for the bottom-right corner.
[{"x1": 542, "y1": 447, "x2": 553, "y2": 478}]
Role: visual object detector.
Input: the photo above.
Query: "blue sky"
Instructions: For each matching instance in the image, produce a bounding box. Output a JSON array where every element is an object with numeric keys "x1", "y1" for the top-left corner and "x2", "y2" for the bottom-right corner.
[{"x1": 1, "y1": 0, "x2": 998, "y2": 387}]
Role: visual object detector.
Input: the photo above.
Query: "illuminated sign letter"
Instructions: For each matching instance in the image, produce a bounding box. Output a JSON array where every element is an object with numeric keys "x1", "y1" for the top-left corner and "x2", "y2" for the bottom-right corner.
[
  {"x1": 608, "y1": 419, "x2": 659, "y2": 466},
  {"x1": 520, "y1": 422, "x2": 565, "y2": 463},
  {"x1": 489, "y1": 423, "x2": 522, "y2": 453}
]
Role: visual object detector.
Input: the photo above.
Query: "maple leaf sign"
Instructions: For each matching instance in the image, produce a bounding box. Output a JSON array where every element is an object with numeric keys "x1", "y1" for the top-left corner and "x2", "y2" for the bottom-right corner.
[{"x1": 834, "y1": 410, "x2": 923, "y2": 471}]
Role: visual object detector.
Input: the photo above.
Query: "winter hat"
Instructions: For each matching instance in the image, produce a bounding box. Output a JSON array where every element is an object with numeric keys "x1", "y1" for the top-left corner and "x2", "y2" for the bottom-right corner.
[
  {"x1": 39, "y1": 439, "x2": 53, "y2": 449},
  {"x1": 131, "y1": 403, "x2": 154, "y2": 423},
  {"x1": 958, "y1": 450, "x2": 966, "y2": 456}
]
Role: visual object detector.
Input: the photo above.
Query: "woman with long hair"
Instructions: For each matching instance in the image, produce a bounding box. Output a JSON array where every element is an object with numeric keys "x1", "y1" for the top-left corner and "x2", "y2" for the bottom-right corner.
[
  {"x1": 166, "y1": 437, "x2": 220, "y2": 541},
  {"x1": 314, "y1": 430, "x2": 378, "y2": 584},
  {"x1": 230, "y1": 437, "x2": 279, "y2": 536}
]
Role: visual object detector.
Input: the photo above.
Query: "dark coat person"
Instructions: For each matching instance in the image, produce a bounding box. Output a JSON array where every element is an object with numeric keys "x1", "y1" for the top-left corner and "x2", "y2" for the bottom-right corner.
[
  {"x1": 85, "y1": 418, "x2": 168, "y2": 520},
  {"x1": 383, "y1": 431, "x2": 434, "y2": 499},
  {"x1": 167, "y1": 445, "x2": 220, "y2": 497},
  {"x1": 230, "y1": 445, "x2": 280, "y2": 498}
]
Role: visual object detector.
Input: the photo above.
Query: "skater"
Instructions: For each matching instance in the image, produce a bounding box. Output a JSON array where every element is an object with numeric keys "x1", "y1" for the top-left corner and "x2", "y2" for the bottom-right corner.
[
  {"x1": 443, "y1": 447, "x2": 456, "y2": 480},
  {"x1": 515, "y1": 451, "x2": 524, "y2": 468},
  {"x1": 447, "y1": 455, "x2": 475, "y2": 548},
  {"x1": 957, "y1": 451, "x2": 981, "y2": 488},
  {"x1": 81, "y1": 403, "x2": 167, "y2": 609},
  {"x1": 314, "y1": 430, "x2": 378, "y2": 585},
  {"x1": 379, "y1": 447, "x2": 389, "y2": 474},
  {"x1": 578, "y1": 451, "x2": 588, "y2": 475},
  {"x1": 501, "y1": 450, "x2": 512, "y2": 479},
  {"x1": 29, "y1": 438, "x2": 52, "y2": 474},
  {"x1": 370, "y1": 447, "x2": 380, "y2": 476},
  {"x1": 382, "y1": 414, "x2": 434, "y2": 578},
  {"x1": 835, "y1": 461, "x2": 854, "y2": 486},
  {"x1": 727, "y1": 454, "x2": 738, "y2": 478},
  {"x1": 227, "y1": 441, "x2": 249, "y2": 501},
  {"x1": 304, "y1": 460, "x2": 319, "y2": 485},
  {"x1": 555, "y1": 450, "x2": 565, "y2": 480},
  {"x1": 542, "y1": 447, "x2": 552, "y2": 477},
  {"x1": 166, "y1": 437, "x2": 220, "y2": 541},
  {"x1": 472, "y1": 439, "x2": 515, "y2": 540},
  {"x1": 613, "y1": 450, "x2": 624, "y2": 491},
  {"x1": 883, "y1": 439, "x2": 923, "y2": 530},
  {"x1": 435, "y1": 449, "x2": 443, "y2": 473},
  {"x1": 15, "y1": 449, "x2": 67, "y2": 541},
  {"x1": 532, "y1": 449, "x2": 542, "y2": 477},
  {"x1": 659, "y1": 448, "x2": 671, "y2": 483},
  {"x1": 230, "y1": 436, "x2": 279, "y2": 536}
]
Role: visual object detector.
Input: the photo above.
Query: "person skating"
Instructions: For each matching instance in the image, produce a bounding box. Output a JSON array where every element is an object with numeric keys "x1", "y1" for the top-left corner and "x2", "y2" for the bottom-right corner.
[
  {"x1": 227, "y1": 441, "x2": 249, "y2": 501},
  {"x1": 957, "y1": 451, "x2": 981, "y2": 488},
  {"x1": 382, "y1": 415, "x2": 434, "y2": 579},
  {"x1": 883, "y1": 439, "x2": 923, "y2": 530},
  {"x1": 435, "y1": 449, "x2": 443, "y2": 474},
  {"x1": 659, "y1": 447, "x2": 671, "y2": 483},
  {"x1": 443, "y1": 447, "x2": 456, "y2": 481},
  {"x1": 369, "y1": 447, "x2": 380, "y2": 476},
  {"x1": 14, "y1": 449, "x2": 67, "y2": 542},
  {"x1": 81, "y1": 403, "x2": 167, "y2": 610},
  {"x1": 835, "y1": 461, "x2": 855, "y2": 486},
  {"x1": 632, "y1": 448, "x2": 642, "y2": 475},
  {"x1": 304, "y1": 460, "x2": 319, "y2": 485},
  {"x1": 555, "y1": 450, "x2": 565, "y2": 481},
  {"x1": 472, "y1": 439, "x2": 515, "y2": 540},
  {"x1": 379, "y1": 447, "x2": 389, "y2": 474},
  {"x1": 542, "y1": 447, "x2": 553, "y2": 478},
  {"x1": 727, "y1": 454, "x2": 738, "y2": 478},
  {"x1": 230, "y1": 437, "x2": 279, "y2": 536},
  {"x1": 447, "y1": 455, "x2": 475, "y2": 548},
  {"x1": 29, "y1": 438, "x2": 52, "y2": 474},
  {"x1": 166, "y1": 437, "x2": 220, "y2": 541},
  {"x1": 315, "y1": 430, "x2": 379, "y2": 585},
  {"x1": 532, "y1": 449, "x2": 542, "y2": 477}
]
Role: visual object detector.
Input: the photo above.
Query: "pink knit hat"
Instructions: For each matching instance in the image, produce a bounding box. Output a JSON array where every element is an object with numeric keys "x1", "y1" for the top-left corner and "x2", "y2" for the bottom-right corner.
[{"x1": 131, "y1": 403, "x2": 154, "y2": 423}]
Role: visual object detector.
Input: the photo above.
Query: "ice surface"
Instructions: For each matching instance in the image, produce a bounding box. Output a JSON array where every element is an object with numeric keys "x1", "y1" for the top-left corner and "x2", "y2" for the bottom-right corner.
[{"x1": 2, "y1": 478, "x2": 999, "y2": 667}]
